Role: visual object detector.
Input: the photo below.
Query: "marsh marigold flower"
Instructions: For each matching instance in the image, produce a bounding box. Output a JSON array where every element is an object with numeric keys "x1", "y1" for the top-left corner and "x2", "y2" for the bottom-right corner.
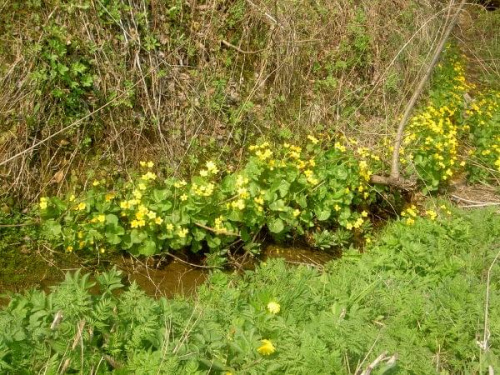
[
  {"x1": 267, "y1": 301, "x2": 281, "y2": 314},
  {"x1": 257, "y1": 339, "x2": 276, "y2": 355}
]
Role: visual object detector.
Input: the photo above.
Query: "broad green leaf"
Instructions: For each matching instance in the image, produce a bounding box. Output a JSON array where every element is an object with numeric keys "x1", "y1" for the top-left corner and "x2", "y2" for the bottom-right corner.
[{"x1": 268, "y1": 218, "x2": 284, "y2": 234}]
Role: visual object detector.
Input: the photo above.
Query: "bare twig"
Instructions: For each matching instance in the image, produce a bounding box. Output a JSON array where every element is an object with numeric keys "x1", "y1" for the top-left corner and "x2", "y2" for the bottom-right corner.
[
  {"x1": 370, "y1": 0, "x2": 467, "y2": 188},
  {"x1": 221, "y1": 40, "x2": 267, "y2": 54},
  {"x1": 194, "y1": 222, "x2": 240, "y2": 237},
  {"x1": 451, "y1": 194, "x2": 500, "y2": 205},
  {"x1": 478, "y1": 249, "x2": 500, "y2": 363},
  {"x1": 361, "y1": 352, "x2": 396, "y2": 375}
]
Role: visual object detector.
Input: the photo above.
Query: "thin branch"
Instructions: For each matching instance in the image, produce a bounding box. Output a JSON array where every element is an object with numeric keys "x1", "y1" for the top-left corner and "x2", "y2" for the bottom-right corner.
[
  {"x1": 221, "y1": 40, "x2": 267, "y2": 54},
  {"x1": 369, "y1": 0, "x2": 466, "y2": 189},
  {"x1": 194, "y1": 222, "x2": 240, "y2": 237}
]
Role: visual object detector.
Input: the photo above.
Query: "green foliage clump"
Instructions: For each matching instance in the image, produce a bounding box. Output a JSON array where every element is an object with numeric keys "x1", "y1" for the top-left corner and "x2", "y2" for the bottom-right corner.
[
  {"x1": 38, "y1": 138, "x2": 381, "y2": 259},
  {"x1": 2, "y1": 207, "x2": 500, "y2": 373}
]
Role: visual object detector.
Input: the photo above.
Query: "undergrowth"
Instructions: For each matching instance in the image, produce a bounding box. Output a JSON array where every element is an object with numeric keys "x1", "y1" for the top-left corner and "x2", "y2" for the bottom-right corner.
[{"x1": 1, "y1": 206, "x2": 499, "y2": 373}]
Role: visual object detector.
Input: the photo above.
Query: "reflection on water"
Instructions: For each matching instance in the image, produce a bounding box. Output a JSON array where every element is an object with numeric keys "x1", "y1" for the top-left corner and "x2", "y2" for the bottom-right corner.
[{"x1": 1, "y1": 244, "x2": 337, "y2": 305}]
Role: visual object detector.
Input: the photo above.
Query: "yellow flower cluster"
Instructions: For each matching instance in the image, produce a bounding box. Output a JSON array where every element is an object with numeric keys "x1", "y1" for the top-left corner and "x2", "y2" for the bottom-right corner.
[
  {"x1": 267, "y1": 301, "x2": 281, "y2": 314},
  {"x1": 200, "y1": 160, "x2": 219, "y2": 176},
  {"x1": 192, "y1": 183, "x2": 215, "y2": 197},
  {"x1": 303, "y1": 169, "x2": 319, "y2": 185},
  {"x1": 257, "y1": 339, "x2": 276, "y2": 356},
  {"x1": 249, "y1": 142, "x2": 273, "y2": 161},
  {"x1": 346, "y1": 217, "x2": 364, "y2": 230},
  {"x1": 140, "y1": 160, "x2": 154, "y2": 168},
  {"x1": 39, "y1": 197, "x2": 48, "y2": 210},
  {"x1": 401, "y1": 204, "x2": 418, "y2": 225}
]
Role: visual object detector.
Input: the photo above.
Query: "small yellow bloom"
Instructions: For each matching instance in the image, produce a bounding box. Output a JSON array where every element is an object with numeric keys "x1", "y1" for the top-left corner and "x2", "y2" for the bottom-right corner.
[
  {"x1": 69, "y1": 194, "x2": 76, "y2": 202},
  {"x1": 138, "y1": 183, "x2": 147, "y2": 191},
  {"x1": 77, "y1": 202, "x2": 86, "y2": 211},
  {"x1": 100, "y1": 248, "x2": 105, "y2": 254},
  {"x1": 254, "y1": 196, "x2": 264, "y2": 205},
  {"x1": 307, "y1": 135, "x2": 319, "y2": 144},
  {"x1": 97, "y1": 214, "x2": 106, "y2": 223},
  {"x1": 66, "y1": 245, "x2": 73, "y2": 253},
  {"x1": 206, "y1": 161, "x2": 219, "y2": 174},
  {"x1": 257, "y1": 339, "x2": 276, "y2": 356},
  {"x1": 105, "y1": 193, "x2": 115, "y2": 201},
  {"x1": 180, "y1": 194, "x2": 188, "y2": 201},
  {"x1": 147, "y1": 211, "x2": 157, "y2": 220},
  {"x1": 361, "y1": 210, "x2": 368, "y2": 218},
  {"x1": 267, "y1": 301, "x2": 281, "y2": 314},
  {"x1": 92, "y1": 180, "x2": 100, "y2": 187},
  {"x1": 166, "y1": 223, "x2": 174, "y2": 231},
  {"x1": 293, "y1": 209, "x2": 300, "y2": 218},
  {"x1": 177, "y1": 227, "x2": 189, "y2": 238},
  {"x1": 133, "y1": 190, "x2": 143, "y2": 200},
  {"x1": 200, "y1": 169, "x2": 208, "y2": 177},
  {"x1": 147, "y1": 161, "x2": 154, "y2": 168},
  {"x1": 39, "y1": 200, "x2": 48, "y2": 210},
  {"x1": 426, "y1": 210, "x2": 437, "y2": 221},
  {"x1": 155, "y1": 217, "x2": 163, "y2": 225}
]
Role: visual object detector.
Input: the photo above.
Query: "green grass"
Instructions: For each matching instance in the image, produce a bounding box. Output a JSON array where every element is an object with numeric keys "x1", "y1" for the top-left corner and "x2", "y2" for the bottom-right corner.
[{"x1": 1, "y1": 204, "x2": 499, "y2": 373}]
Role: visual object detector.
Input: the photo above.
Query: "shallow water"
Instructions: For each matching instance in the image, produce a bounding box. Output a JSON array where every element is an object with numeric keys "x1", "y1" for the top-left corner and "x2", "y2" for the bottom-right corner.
[{"x1": 0, "y1": 244, "x2": 336, "y2": 305}]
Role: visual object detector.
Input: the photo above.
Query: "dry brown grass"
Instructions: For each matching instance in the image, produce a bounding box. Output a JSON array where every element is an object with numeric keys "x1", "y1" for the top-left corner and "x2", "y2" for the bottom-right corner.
[{"x1": 0, "y1": 0, "x2": 480, "y2": 205}]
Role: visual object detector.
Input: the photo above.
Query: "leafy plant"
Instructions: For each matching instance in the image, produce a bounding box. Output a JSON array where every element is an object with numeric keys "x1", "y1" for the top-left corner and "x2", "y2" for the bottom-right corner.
[
  {"x1": 2, "y1": 206, "x2": 500, "y2": 373},
  {"x1": 39, "y1": 138, "x2": 380, "y2": 258}
]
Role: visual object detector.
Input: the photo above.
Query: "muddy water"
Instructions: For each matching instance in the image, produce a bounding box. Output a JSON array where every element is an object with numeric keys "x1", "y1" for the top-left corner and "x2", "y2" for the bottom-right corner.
[{"x1": 0, "y1": 244, "x2": 336, "y2": 305}]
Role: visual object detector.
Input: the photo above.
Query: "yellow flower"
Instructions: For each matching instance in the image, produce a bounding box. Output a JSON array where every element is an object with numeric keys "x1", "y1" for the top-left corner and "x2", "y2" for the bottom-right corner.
[
  {"x1": 105, "y1": 193, "x2": 115, "y2": 201},
  {"x1": 100, "y1": 248, "x2": 105, "y2": 254},
  {"x1": 254, "y1": 196, "x2": 264, "y2": 205},
  {"x1": 361, "y1": 211, "x2": 368, "y2": 218},
  {"x1": 307, "y1": 135, "x2": 319, "y2": 144},
  {"x1": 147, "y1": 211, "x2": 157, "y2": 220},
  {"x1": 147, "y1": 161, "x2": 154, "y2": 168},
  {"x1": 231, "y1": 199, "x2": 245, "y2": 210},
  {"x1": 267, "y1": 301, "x2": 281, "y2": 314},
  {"x1": 426, "y1": 210, "x2": 437, "y2": 221},
  {"x1": 180, "y1": 194, "x2": 188, "y2": 201},
  {"x1": 141, "y1": 172, "x2": 157, "y2": 181},
  {"x1": 155, "y1": 217, "x2": 163, "y2": 225},
  {"x1": 334, "y1": 204, "x2": 341, "y2": 211},
  {"x1": 92, "y1": 180, "x2": 100, "y2": 187},
  {"x1": 138, "y1": 183, "x2": 147, "y2": 191},
  {"x1": 257, "y1": 339, "x2": 276, "y2": 355},
  {"x1": 140, "y1": 161, "x2": 147, "y2": 167},
  {"x1": 133, "y1": 190, "x2": 143, "y2": 200},
  {"x1": 131, "y1": 219, "x2": 146, "y2": 228},
  {"x1": 177, "y1": 227, "x2": 189, "y2": 238},
  {"x1": 69, "y1": 194, "x2": 76, "y2": 202},
  {"x1": 39, "y1": 199, "x2": 48, "y2": 210},
  {"x1": 293, "y1": 209, "x2": 300, "y2": 218},
  {"x1": 200, "y1": 169, "x2": 208, "y2": 177},
  {"x1": 77, "y1": 202, "x2": 86, "y2": 211},
  {"x1": 405, "y1": 218, "x2": 415, "y2": 225},
  {"x1": 66, "y1": 246, "x2": 73, "y2": 253},
  {"x1": 166, "y1": 223, "x2": 174, "y2": 231},
  {"x1": 120, "y1": 201, "x2": 130, "y2": 209},
  {"x1": 206, "y1": 161, "x2": 219, "y2": 174},
  {"x1": 97, "y1": 214, "x2": 106, "y2": 223}
]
